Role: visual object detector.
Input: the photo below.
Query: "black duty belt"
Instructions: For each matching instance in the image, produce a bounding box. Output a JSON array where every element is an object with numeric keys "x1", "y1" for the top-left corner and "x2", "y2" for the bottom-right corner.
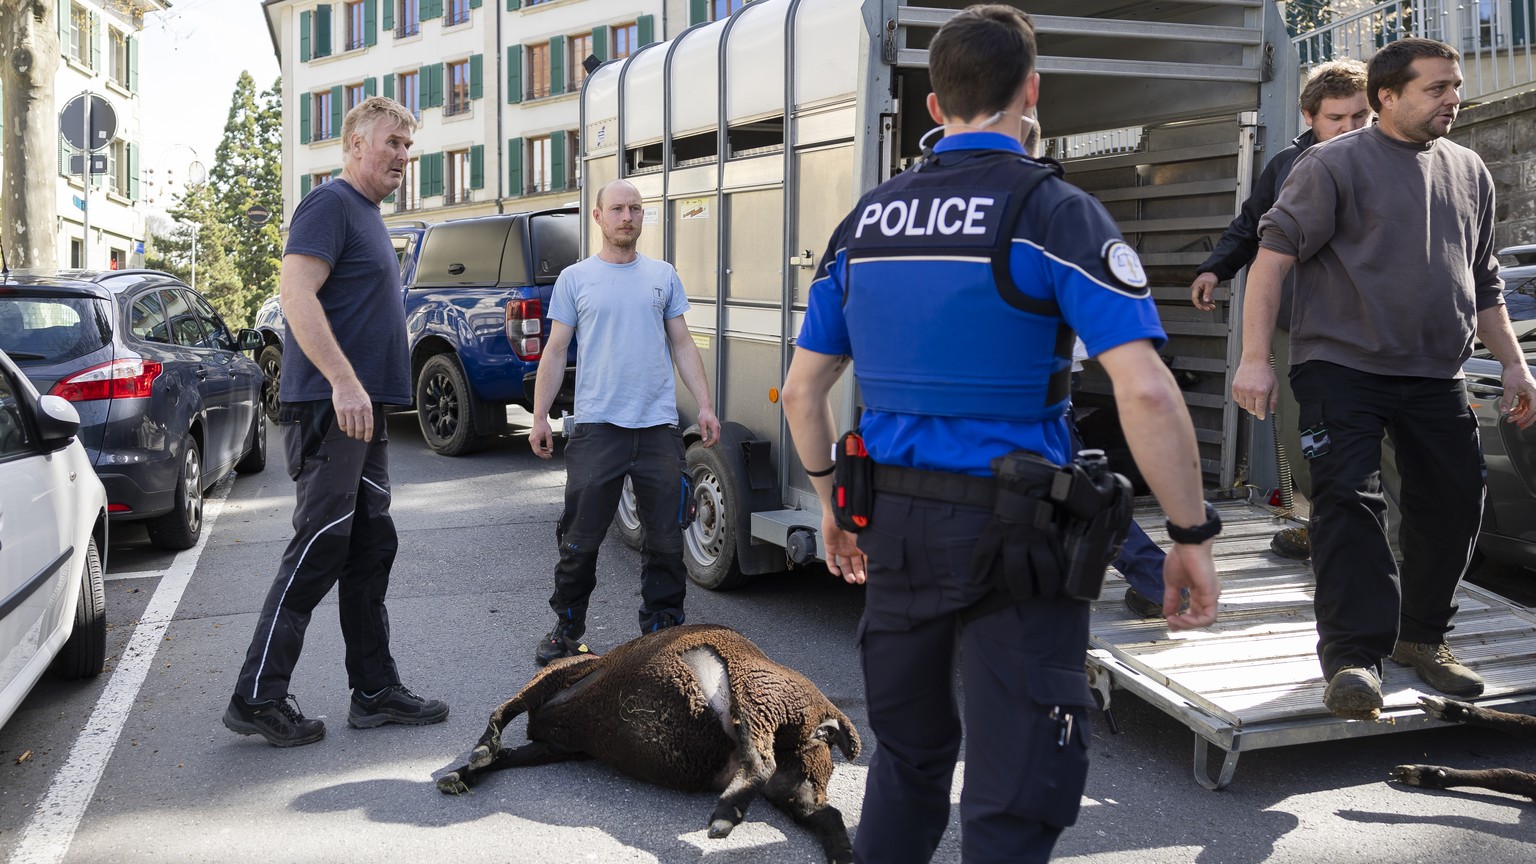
[{"x1": 872, "y1": 464, "x2": 996, "y2": 508}]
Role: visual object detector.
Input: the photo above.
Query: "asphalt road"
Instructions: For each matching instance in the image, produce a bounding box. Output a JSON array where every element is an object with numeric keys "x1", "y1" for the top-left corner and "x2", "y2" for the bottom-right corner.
[{"x1": 1, "y1": 413, "x2": 1533, "y2": 863}]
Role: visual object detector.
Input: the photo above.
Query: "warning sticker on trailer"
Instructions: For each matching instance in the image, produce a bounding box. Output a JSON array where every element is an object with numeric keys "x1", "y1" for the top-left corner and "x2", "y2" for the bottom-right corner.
[
  {"x1": 681, "y1": 199, "x2": 710, "y2": 220},
  {"x1": 692, "y1": 333, "x2": 711, "y2": 351}
]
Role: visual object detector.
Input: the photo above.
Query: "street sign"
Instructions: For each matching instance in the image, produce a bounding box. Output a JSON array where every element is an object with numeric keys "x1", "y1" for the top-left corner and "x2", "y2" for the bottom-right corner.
[
  {"x1": 59, "y1": 93, "x2": 118, "y2": 152},
  {"x1": 245, "y1": 204, "x2": 273, "y2": 226},
  {"x1": 69, "y1": 153, "x2": 108, "y2": 175}
]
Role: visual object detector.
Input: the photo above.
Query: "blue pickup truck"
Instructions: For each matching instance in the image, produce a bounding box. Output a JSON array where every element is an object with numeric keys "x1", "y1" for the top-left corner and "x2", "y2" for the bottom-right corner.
[{"x1": 252, "y1": 206, "x2": 580, "y2": 455}]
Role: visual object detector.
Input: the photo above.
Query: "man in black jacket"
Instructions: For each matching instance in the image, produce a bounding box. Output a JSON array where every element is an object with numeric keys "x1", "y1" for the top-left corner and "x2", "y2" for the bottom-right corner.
[{"x1": 1189, "y1": 59, "x2": 1369, "y2": 560}]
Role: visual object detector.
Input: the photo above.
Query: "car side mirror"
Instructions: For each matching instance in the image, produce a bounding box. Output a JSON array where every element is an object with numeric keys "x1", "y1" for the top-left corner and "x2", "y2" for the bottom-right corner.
[
  {"x1": 35, "y1": 394, "x2": 81, "y2": 453},
  {"x1": 238, "y1": 329, "x2": 263, "y2": 351}
]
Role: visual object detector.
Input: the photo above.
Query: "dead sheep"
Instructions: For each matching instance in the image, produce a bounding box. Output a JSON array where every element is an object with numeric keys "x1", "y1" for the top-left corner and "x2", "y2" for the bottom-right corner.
[
  {"x1": 436, "y1": 623, "x2": 862, "y2": 863},
  {"x1": 1390, "y1": 696, "x2": 1536, "y2": 800}
]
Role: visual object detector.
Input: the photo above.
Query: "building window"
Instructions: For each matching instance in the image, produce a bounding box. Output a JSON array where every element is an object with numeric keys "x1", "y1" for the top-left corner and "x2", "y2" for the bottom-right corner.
[
  {"x1": 398, "y1": 71, "x2": 420, "y2": 118},
  {"x1": 312, "y1": 90, "x2": 335, "y2": 140},
  {"x1": 70, "y1": 239, "x2": 83, "y2": 269},
  {"x1": 446, "y1": 0, "x2": 470, "y2": 26},
  {"x1": 108, "y1": 29, "x2": 131, "y2": 89},
  {"x1": 346, "y1": 83, "x2": 367, "y2": 112},
  {"x1": 109, "y1": 249, "x2": 125, "y2": 270},
  {"x1": 527, "y1": 42, "x2": 551, "y2": 100},
  {"x1": 446, "y1": 59, "x2": 471, "y2": 115},
  {"x1": 445, "y1": 149, "x2": 471, "y2": 205},
  {"x1": 612, "y1": 22, "x2": 639, "y2": 60},
  {"x1": 395, "y1": 0, "x2": 420, "y2": 37},
  {"x1": 107, "y1": 140, "x2": 128, "y2": 198},
  {"x1": 312, "y1": 172, "x2": 334, "y2": 190},
  {"x1": 712, "y1": 0, "x2": 749, "y2": 20},
  {"x1": 568, "y1": 32, "x2": 592, "y2": 91},
  {"x1": 67, "y1": 2, "x2": 93, "y2": 68},
  {"x1": 396, "y1": 157, "x2": 421, "y2": 212},
  {"x1": 528, "y1": 136, "x2": 553, "y2": 194},
  {"x1": 346, "y1": 1, "x2": 367, "y2": 50}
]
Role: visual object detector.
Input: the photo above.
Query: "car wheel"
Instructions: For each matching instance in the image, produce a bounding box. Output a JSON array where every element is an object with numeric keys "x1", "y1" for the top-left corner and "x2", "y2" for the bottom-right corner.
[
  {"x1": 258, "y1": 344, "x2": 282, "y2": 424},
  {"x1": 54, "y1": 537, "x2": 106, "y2": 680},
  {"x1": 684, "y1": 443, "x2": 752, "y2": 590},
  {"x1": 611, "y1": 476, "x2": 645, "y2": 551},
  {"x1": 235, "y1": 410, "x2": 267, "y2": 474},
  {"x1": 416, "y1": 353, "x2": 484, "y2": 457},
  {"x1": 146, "y1": 438, "x2": 204, "y2": 551}
]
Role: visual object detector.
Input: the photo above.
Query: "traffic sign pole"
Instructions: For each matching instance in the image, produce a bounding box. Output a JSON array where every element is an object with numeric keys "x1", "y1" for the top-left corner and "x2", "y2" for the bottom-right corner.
[{"x1": 81, "y1": 93, "x2": 90, "y2": 269}]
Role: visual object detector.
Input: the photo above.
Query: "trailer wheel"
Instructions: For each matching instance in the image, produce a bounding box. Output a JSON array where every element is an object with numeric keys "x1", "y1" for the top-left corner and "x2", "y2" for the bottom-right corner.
[
  {"x1": 611, "y1": 476, "x2": 645, "y2": 551},
  {"x1": 684, "y1": 442, "x2": 752, "y2": 590},
  {"x1": 416, "y1": 353, "x2": 484, "y2": 456}
]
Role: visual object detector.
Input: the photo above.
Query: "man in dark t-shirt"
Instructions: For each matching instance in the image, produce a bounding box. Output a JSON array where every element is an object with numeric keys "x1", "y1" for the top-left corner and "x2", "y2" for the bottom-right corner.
[{"x1": 224, "y1": 97, "x2": 448, "y2": 747}]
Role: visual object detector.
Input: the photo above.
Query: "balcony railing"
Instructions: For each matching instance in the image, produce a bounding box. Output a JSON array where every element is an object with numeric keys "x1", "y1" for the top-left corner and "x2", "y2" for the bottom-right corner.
[
  {"x1": 395, "y1": 22, "x2": 420, "y2": 38},
  {"x1": 444, "y1": 189, "x2": 473, "y2": 206}
]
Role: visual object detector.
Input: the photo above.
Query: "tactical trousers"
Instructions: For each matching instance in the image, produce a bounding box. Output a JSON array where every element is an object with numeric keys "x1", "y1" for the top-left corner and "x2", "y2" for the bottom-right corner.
[
  {"x1": 1290, "y1": 361, "x2": 1484, "y2": 679},
  {"x1": 235, "y1": 402, "x2": 400, "y2": 702},
  {"x1": 550, "y1": 423, "x2": 688, "y2": 632},
  {"x1": 852, "y1": 492, "x2": 1093, "y2": 864}
]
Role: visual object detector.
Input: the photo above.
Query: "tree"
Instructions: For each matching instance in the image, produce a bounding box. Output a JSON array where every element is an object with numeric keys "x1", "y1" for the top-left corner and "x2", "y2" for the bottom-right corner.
[{"x1": 0, "y1": 0, "x2": 61, "y2": 269}]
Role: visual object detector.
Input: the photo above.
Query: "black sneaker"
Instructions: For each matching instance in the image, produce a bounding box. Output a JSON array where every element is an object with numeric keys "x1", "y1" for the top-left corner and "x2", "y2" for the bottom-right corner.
[
  {"x1": 535, "y1": 621, "x2": 592, "y2": 666},
  {"x1": 223, "y1": 694, "x2": 326, "y2": 747},
  {"x1": 348, "y1": 684, "x2": 450, "y2": 728},
  {"x1": 640, "y1": 610, "x2": 685, "y2": 635}
]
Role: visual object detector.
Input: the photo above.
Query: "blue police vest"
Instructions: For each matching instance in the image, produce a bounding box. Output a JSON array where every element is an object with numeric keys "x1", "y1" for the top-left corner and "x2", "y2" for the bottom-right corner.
[{"x1": 842, "y1": 152, "x2": 1073, "y2": 423}]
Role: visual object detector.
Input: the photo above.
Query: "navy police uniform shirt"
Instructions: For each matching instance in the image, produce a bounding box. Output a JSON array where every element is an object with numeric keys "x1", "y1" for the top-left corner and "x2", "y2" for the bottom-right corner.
[{"x1": 796, "y1": 131, "x2": 1164, "y2": 475}]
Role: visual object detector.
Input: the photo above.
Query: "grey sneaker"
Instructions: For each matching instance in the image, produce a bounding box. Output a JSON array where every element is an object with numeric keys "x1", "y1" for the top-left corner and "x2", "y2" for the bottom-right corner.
[
  {"x1": 348, "y1": 684, "x2": 450, "y2": 728},
  {"x1": 1323, "y1": 666, "x2": 1384, "y2": 721},
  {"x1": 223, "y1": 694, "x2": 326, "y2": 747},
  {"x1": 1270, "y1": 526, "x2": 1310, "y2": 560},
  {"x1": 1390, "y1": 641, "x2": 1485, "y2": 697}
]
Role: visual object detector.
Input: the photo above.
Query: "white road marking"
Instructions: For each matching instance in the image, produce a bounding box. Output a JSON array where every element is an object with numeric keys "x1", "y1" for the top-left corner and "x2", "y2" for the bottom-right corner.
[{"x1": 8, "y1": 481, "x2": 232, "y2": 864}]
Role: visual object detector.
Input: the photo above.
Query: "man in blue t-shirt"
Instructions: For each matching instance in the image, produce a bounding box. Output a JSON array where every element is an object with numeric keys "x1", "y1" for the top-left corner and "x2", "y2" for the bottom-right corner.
[
  {"x1": 527, "y1": 179, "x2": 721, "y2": 666},
  {"x1": 226, "y1": 97, "x2": 447, "y2": 748},
  {"x1": 781, "y1": 7, "x2": 1218, "y2": 862}
]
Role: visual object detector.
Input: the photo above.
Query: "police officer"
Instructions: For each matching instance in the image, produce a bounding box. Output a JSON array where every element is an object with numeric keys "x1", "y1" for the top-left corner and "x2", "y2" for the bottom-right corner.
[{"x1": 780, "y1": 6, "x2": 1220, "y2": 862}]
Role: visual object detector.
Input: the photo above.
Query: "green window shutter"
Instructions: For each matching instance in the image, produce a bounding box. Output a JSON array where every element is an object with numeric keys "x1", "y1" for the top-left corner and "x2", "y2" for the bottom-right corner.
[
  {"x1": 591, "y1": 25, "x2": 608, "y2": 62},
  {"x1": 301, "y1": 174, "x2": 312, "y2": 197},
  {"x1": 331, "y1": 85, "x2": 344, "y2": 136},
  {"x1": 423, "y1": 0, "x2": 440, "y2": 20},
  {"x1": 507, "y1": 137, "x2": 523, "y2": 197},
  {"x1": 382, "y1": 0, "x2": 393, "y2": 30},
  {"x1": 433, "y1": 62, "x2": 446, "y2": 107},
  {"x1": 332, "y1": 168, "x2": 342, "y2": 177},
  {"x1": 506, "y1": 0, "x2": 520, "y2": 10},
  {"x1": 638, "y1": 15, "x2": 654, "y2": 47},
  {"x1": 316, "y1": 4, "x2": 332, "y2": 57},
  {"x1": 1517, "y1": 1, "x2": 1533, "y2": 46},
  {"x1": 365, "y1": 77, "x2": 377, "y2": 97},
  {"x1": 365, "y1": 0, "x2": 377, "y2": 46},
  {"x1": 300, "y1": 94, "x2": 311, "y2": 143},
  {"x1": 550, "y1": 130, "x2": 566, "y2": 192},
  {"x1": 469, "y1": 144, "x2": 484, "y2": 189},
  {"x1": 469, "y1": 53, "x2": 483, "y2": 100},
  {"x1": 384, "y1": 190, "x2": 396, "y2": 204},
  {"x1": 434, "y1": 153, "x2": 447, "y2": 197},
  {"x1": 128, "y1": 142, "x2": 139, "y2": 201},
  {"x1": 506, "y1": 45, "x2": 522, "y2": 104},
  {"x1": 384, "y1": 72, "x2": 395, "y2": 99},
  {"x1": 300, "y1": 10, "x2": 311, "y2": 62},
  {"x1": 689, "y1": 0, "x2": 708, "y2": 26},
  {"x1": 470, "y1": 0, "x2": 482, "y2": 8},
  {"x1": 57, "y1": 0, "x2": 69, "y2": 42},
  {"x1": 89, "y1": 12, "x2": 101, "y2": 70},
  {"x1": 127, "y1": 36, "x2": 138, "y2": 91},
  {"x1": 549, "y1": 36, "x2": 565, "y2": 97}
]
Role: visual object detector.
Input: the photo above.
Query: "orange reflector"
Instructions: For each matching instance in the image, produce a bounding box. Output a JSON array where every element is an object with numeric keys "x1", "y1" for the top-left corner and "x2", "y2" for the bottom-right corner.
[{"x1": 769, "y1": 387, "x2": 780, "y2": 403}]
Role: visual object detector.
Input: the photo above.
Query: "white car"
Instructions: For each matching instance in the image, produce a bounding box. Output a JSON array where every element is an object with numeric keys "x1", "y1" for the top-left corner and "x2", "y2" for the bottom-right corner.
[{"x1": 0, "y1": 347, "x2": 109, "y2": 731}]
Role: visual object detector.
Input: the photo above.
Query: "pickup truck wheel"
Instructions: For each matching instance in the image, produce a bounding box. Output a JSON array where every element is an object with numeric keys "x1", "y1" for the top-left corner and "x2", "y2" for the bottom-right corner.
[
  {"x1": 611, "y1": 476, "x2": 645, "y2": 551},
  {"x1": 684, "y1": 443, "x2": 752, "y2": 590},
  {"x1": 146, "y1": 437, "x2": 204, "y2": 551},
  {"x1": 54, "y1": 537, "x2": 106, "y2": 680},
  {"x1": 417, "y1": 353, "x2": 484, "y2": 456},
  {"x1": 258, "y1": 345, "x2": 282, "y2": 424}
]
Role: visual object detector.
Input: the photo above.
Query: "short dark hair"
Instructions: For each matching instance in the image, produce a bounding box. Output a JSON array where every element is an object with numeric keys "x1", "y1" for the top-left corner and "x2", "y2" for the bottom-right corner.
[
  {"x1": 928, "y1": 5, "x2": 1036, "y2": 123},
  {"x1": 1298, "y1": 59, "x2": 1367, "y2": 115},
  {"x1": 1367, "y1": 38, "x2": 1460, "y2": 112}
]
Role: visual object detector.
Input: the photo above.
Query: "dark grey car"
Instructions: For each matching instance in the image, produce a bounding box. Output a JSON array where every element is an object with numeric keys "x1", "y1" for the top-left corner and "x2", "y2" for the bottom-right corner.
[{"x1": 0, "y1": 270, "x2": 266, "y2": 550}]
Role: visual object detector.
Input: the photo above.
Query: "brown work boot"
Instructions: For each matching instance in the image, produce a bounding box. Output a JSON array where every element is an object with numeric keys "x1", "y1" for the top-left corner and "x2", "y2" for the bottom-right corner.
[
  {"x1": 1390, "y1": 641, "x2": 1485, "y2": 698},
  {"x1": 1270, "y1": 526, "x2": 1310, "y2": 560},
  {"x1": 1323, "y1": 666, "x2": 1383, "y2": 721}
]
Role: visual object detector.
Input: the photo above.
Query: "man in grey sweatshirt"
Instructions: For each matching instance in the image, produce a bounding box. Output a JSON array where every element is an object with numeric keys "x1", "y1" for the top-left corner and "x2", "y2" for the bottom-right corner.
[{"x1": 1231, "y1": 38, "x2": 1536, "y2": 721}]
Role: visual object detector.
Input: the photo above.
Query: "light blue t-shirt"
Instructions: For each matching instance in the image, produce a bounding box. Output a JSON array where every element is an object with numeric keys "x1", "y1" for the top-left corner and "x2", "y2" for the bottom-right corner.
[{"x1": 549, "y1": 253, "x2": 690, "y2": 427}]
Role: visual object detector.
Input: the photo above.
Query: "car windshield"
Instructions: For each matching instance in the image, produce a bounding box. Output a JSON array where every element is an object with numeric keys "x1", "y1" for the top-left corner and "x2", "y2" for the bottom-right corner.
[{"x1": 0, "y1": 296, "x2": 111, "y2": 363}]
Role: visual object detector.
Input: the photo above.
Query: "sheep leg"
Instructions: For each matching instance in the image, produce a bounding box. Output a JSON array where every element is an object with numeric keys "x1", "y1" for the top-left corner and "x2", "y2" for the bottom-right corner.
[
  {"x1": 764, "y1": 755, "x2": 853, "y2": 864},
  {"x1": 1419, "y1": 696, "x2": 1536, "y2": 738},
  {"x1": 1390, "y1": 764, "x2": 1536, "y2": 799},
  {"x1": 469, "y1": 661, "x2": 601, "y2": 769},
  {"x1": 437, "y1": 741, "x2": 590, "y2": 795},
  {"x1": 707, "y1": 728, "x2": 777, "y2": 839}
]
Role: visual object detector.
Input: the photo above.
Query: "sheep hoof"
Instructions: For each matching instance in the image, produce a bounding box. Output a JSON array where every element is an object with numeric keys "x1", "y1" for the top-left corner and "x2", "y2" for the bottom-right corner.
[
  {"x1": 1391, "y1": 764, "x2": 1447, "y2": 789},
  {"x1": 1417, "y1": 696, "x2": 1450, "y2": 720},
  {"x1": 707, "y1": 819, "x2": 735, "y2": 839},
  {"x1": 468, "y1": 745, "x2": 494, "y2": 770},
  {"x1": 437, "y1": 773, "x2": 470, "y2": 796}
]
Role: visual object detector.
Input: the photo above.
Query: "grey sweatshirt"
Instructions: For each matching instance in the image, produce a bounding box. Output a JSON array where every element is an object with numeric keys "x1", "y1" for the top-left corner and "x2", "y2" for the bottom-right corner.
[{"x1": 1257, "y1": 125, "x2": 1502, "y2": 379}]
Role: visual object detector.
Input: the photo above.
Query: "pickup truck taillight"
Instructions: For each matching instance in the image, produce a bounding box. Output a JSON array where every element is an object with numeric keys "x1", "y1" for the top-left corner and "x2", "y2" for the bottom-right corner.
[
  {"x1": 50, "y1": 359, "x2": 163, "y2": 401},
  {"x1": 507, "y1": 299, "x2": 543, "y2": 361}
]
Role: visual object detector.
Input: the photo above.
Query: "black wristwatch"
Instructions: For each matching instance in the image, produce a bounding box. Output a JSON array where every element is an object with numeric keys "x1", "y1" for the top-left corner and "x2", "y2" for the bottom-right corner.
[{"x1": 1166, "y1": 502, "x2": 1222, "y2": 545}]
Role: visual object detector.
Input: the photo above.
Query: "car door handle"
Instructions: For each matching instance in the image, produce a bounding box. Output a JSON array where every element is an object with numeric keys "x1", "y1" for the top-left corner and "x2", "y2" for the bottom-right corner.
[{"x1": 196, "y1": 366, "x2": 208, "y2": 379}]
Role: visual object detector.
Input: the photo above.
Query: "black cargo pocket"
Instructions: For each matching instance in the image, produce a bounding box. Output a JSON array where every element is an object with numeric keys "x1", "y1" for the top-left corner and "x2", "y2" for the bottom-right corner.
[
  {"x1": 1013, "y1": 665, "x2": 1093, "y2": 828},
  {"x1": 280, "y1": 401, "x2": 336, "y2": 481},
  {"x1": 1297, "y1": 401, "x2": 1330, "y2": 460}
]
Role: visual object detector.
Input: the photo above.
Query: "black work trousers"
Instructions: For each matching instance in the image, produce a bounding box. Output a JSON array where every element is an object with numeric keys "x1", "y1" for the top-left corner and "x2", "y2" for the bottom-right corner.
[
  {"x1": 1290, "y1": 361, "x2": 1484, "y2": 680},
  {"x1": 550, "y1": 423, "x2": 688, "y2": 633},
  {"x1": 234, "y1": 402, "x2": 400, "y2": 703},
  {"x1": 852, "y1": 493, "x2": 1093, "y2": 864}
]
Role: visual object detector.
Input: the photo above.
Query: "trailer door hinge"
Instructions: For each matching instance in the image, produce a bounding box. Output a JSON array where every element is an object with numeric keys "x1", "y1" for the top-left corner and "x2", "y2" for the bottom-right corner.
[{"x1": 881, "y1": 18, "x2": 897, "y2": 65}]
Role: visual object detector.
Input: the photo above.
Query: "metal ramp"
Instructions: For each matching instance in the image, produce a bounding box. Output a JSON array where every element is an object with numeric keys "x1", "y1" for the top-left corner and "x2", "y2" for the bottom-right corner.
[{"x1": 1087, "y1": 499, "x2": 1536, "y2": 790}]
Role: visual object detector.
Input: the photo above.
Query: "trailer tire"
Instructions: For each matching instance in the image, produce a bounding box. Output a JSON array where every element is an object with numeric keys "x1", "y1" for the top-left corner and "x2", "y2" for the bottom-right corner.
[
  {"x1": 611, "y1": 476, "x2": 645, "y2": 551},
  {"x1": 684, "y1": 442, "x2": 752, "y2": 590}
]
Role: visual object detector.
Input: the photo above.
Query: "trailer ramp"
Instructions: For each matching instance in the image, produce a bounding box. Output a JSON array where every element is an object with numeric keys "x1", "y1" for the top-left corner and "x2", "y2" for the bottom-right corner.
[{"x1": 1088, "y1": 499, "x2": 1536, "y2": 790}]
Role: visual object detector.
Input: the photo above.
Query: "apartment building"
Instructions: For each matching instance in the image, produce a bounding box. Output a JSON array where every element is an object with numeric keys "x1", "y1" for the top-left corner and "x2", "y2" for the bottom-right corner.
[{"x1": 263, "y1": 0, "x2": 754, "y2": 227}]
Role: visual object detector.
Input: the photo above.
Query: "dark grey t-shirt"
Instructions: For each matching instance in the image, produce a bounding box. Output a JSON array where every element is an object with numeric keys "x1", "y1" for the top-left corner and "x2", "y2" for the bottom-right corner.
[
  {"x1": 280, "y1": 179, "x2": 411, "y2": 404},
  {"x1": 1258, "y1": 126, "x2": 1502, "y2": 379}
]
